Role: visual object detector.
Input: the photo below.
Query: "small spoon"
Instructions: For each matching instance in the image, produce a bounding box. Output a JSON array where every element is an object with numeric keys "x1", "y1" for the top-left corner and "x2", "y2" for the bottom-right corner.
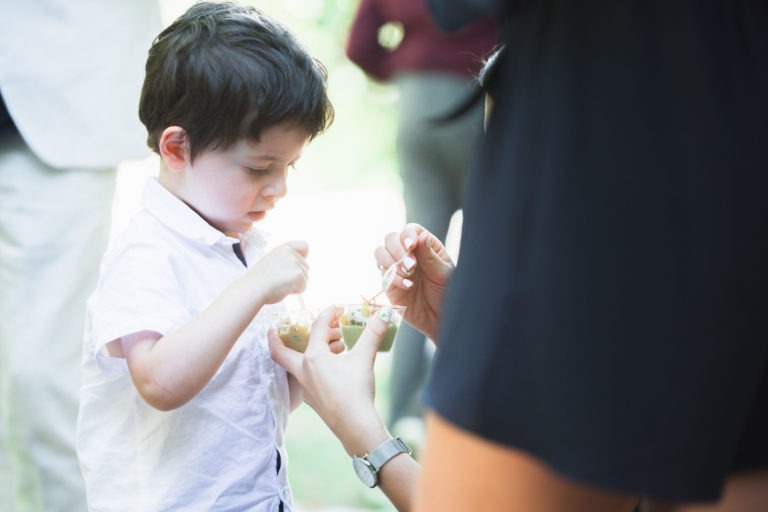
[
  {"x1": 365, "y1": 252, "x2": 414, "y2": 304},
  {"x1": 381, "y1": 252, "x2": 412, "y2": 292}
]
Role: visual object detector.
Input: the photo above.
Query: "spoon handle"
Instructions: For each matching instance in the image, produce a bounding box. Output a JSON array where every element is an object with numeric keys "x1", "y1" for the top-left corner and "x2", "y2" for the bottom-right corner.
[{"x1": 381, "y1": 252, "x2": 411, "y2": 292}]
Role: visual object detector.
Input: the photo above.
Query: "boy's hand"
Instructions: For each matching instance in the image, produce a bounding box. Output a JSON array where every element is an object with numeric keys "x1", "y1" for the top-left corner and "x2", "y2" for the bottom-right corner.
[
  {"x1": 251, "y1": 240, "x2": 309, "y2": 304},
  {"x1": 374, "y1": 223, "x2": 453, "y2": 344}
]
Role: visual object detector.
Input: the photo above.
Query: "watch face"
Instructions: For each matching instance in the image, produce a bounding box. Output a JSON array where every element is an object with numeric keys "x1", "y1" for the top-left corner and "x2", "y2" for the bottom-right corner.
[{"x1": 352, "y1": 456, "x2": 377, "y2": 488}]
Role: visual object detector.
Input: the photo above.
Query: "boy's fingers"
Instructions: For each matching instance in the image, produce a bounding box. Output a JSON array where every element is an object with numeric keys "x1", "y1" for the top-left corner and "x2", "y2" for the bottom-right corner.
[
  {"x1": 267, "y1": 327, "x2": 303, "y2": 375},
  {"x1": 285, "y1": 239, "x2": 309, "y2": 257}
]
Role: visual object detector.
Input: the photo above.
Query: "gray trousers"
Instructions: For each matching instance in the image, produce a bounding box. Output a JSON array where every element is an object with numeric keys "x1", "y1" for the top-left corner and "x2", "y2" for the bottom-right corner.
[
  {"x1": 388, "y1": 72, "x2": 484, "y2": 426},
  {"x1": 0, "y1": 132, "x2": 116, "y2": 511}
]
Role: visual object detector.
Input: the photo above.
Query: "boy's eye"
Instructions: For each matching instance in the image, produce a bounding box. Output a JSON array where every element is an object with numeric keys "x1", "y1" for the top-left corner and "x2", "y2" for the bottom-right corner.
[{"x1": 246, "y1": 167, "x2": 270, "y2": 176}]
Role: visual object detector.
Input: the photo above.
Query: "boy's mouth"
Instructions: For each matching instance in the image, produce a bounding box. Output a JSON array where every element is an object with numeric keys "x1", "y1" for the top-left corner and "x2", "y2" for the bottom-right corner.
[{"x1": 247, "y1": 211, "x2": 267, "y2": 222}]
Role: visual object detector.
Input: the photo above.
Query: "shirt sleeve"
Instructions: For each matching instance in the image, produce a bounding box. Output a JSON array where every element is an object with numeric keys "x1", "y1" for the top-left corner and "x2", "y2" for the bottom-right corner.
[{"x1": 88, "y1": 241, "x2": 191, "y2": 356}]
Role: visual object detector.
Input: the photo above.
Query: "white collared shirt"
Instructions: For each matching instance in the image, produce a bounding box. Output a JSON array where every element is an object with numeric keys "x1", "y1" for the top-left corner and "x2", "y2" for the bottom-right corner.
[{"x1": 77, "y1": 178, "x2": 293, "y2": 511}]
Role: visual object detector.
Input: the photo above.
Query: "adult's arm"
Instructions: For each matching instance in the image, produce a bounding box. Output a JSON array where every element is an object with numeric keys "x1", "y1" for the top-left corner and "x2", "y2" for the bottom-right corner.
[
  {"x1": 414, "y1": 413, "x2": 639, "y2": 511},
  {"x1": 269, "y1": 307, "x2": 421, "y2": 511}
]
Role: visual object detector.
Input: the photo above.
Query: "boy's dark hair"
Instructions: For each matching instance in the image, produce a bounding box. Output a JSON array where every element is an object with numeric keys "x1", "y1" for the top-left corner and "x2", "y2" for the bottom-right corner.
[{"x1": 139, "y1": 1, "x2": 334, "y2": 161}]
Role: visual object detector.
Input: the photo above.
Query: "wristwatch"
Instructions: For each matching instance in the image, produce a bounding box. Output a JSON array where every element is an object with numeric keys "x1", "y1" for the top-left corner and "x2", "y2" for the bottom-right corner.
[{"x1": 352, "y1": 437, "x2": 412, "y2": 488}]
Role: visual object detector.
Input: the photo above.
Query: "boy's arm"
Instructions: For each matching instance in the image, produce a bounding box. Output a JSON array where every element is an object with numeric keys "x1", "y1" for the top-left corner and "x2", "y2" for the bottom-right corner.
[
  {"x1": 122, "y1": 242, "x2": 308, "y2": 411},
  {"x1": 121, "y1": 274, "x2": 274, "y2": 410}
]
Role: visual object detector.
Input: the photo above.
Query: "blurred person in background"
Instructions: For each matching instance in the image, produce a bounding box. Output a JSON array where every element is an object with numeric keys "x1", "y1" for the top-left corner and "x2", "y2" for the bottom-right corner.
[
  {"x1": 344, "y1": 0, "x2": 498, "y2": 445},
  {"x1": 0, "y1": 2, "x2": 161, "y2": 510}
]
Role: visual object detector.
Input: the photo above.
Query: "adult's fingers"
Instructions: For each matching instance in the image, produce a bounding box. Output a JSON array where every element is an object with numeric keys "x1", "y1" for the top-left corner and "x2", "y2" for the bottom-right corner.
[
  {"x1": 374, "y1": 244, "x2": 396, "y2": 271},
  {"x1": 328, "y1": 338, "x2": 346, "y2": 354},
  {"x1": 267, "y1": 327, "x2": 303, "y2": 375},
  {"x1": 383, "y1": 231, "x2": 408, "y2": 260},
  {"x1": 400, "y1": 223, "x2": 425, "y2": 251},
  {"x1": 374, "y1": 231, "x2": 402, "y2": 271},
  {"x1": 350, "y1": 307, "x2": 392, "y2": 360},
  {"x1": 304, "y1": 306, "x2": 341, "y2": 355},
  {"x1": 413, "y1": 231, "x2": 453, "y2": 275},
  {"x1": 376, "y1": 230, "x2": 417, "y2": 275}
]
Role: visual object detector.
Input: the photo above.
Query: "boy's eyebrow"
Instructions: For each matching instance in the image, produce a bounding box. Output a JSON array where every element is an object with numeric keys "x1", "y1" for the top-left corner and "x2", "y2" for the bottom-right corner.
[
  {"x1": 243, "y1": 152, "x2": 303, "y2": 165},
  {"x1": 247, "y1": 154, "x2": 279, "y2": 161}
]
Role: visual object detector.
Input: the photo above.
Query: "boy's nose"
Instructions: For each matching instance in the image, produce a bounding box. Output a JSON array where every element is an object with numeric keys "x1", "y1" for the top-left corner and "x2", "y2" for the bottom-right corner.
[{"x1": 265, "y1": 169, "x2": 288, "y2": 199}]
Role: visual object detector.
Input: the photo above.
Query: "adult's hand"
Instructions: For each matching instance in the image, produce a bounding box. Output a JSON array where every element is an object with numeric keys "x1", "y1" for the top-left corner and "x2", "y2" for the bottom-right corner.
[
  {"x1": 268, "y1": 305, "x2": 392, "y2": 456},
  {"x1": 269, "y1": 305, "x2": 421, "y2": 511},
  {"x1": 374, "y1": 223, "x2": 454, "y2": 344}
]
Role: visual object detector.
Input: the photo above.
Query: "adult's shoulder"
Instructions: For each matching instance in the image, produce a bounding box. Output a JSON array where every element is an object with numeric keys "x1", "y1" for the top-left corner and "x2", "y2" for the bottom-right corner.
[{"x1": 427, "y1": 0, "x2": 507, "y2": 32}]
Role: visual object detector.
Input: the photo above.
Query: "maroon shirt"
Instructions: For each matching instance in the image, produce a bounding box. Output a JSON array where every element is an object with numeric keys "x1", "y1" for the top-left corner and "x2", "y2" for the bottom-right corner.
[{"x1": 345, "y1": 0, "x2": 500, "y2": 81}]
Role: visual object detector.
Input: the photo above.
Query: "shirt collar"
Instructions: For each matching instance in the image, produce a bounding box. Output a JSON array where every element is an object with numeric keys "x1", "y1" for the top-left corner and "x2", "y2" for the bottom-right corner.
[{"x1": 141, "y1": 177, "x2": 268, "y2": 250}]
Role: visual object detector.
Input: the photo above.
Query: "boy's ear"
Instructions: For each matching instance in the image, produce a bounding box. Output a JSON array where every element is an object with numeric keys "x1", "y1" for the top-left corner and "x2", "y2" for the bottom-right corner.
[{"x1": 158, "y1": 126, "x2": 190, "y2": 171}]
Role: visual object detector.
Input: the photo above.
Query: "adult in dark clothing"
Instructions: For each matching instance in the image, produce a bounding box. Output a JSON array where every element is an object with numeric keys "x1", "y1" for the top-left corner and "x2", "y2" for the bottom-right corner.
[
  {"x1": 424, "y1": 0, "x2": 768, "y2": 510},
  {"x1": 272, "y1": 1, "x2": 768, "y2": 511}
]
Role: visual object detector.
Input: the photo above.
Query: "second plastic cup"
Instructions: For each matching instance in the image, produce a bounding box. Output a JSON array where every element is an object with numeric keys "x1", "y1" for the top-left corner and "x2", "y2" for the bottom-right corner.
[{"x1": 337, "y1": 304, "x2": 406, "y2": 352}]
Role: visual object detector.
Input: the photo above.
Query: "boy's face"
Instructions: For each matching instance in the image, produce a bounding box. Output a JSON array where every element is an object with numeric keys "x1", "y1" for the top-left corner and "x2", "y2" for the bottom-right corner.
[{"x1": 170, "y1": 123, "x2": 310, "y2": 237}]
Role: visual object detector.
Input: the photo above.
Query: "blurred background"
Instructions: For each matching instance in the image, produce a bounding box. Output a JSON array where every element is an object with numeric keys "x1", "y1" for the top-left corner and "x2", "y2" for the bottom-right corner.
[{"x1": 112, "y1": 1, "x2": 462, "y2": 510}]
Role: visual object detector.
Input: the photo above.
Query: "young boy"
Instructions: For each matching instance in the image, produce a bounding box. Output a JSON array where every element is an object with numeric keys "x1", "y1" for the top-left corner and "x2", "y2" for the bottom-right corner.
[{"x1": 76, "y1": 3, "x2": 334, "y2": 510}]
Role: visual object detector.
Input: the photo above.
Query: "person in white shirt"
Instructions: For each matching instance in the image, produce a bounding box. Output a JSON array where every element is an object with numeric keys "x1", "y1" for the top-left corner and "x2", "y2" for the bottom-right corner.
[
  {"x1": 76, "y1": 3, "x2": 335, "y2": 510},
  {"x1": 0, "y1": 2, "x2": 161, "y2": 511}
]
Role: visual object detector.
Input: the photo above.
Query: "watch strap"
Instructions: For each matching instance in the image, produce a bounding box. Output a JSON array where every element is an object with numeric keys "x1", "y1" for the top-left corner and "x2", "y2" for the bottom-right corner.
[{"x1": 365, "y1": 437, "x2": 411, "y2": 471}]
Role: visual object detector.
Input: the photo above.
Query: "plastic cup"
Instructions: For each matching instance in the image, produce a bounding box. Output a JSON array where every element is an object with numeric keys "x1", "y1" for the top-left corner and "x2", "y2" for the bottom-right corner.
[
  {"x1": 337, "y1": 304, "x2": 406, "y2": 352},
  {"x1": 273, "y1": 309, "x2": 317, "y2": 352}
]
